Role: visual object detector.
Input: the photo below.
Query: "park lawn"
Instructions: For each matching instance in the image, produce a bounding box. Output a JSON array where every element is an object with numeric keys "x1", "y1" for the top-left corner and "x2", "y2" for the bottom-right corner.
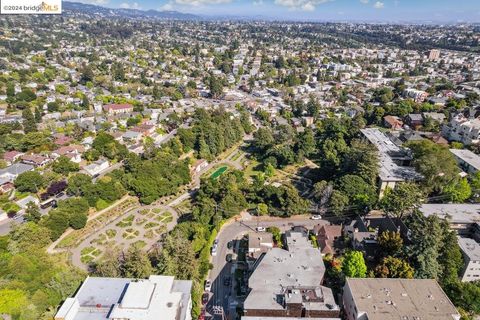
[
  {"x1": 144, "y1": 222, "x2": 159, "y2": 229},
  {"x1": 132, "y1": 240, "x2": 147, "y2": 249},
  {"x1": 230, "y1": 150, "x2": 245, "y2": 162},
  {"x1": 116, "y1": 214, "x2": 135, "y2": 228},
  {"x1": 243, "y1": 159, "x2": 262, "y2": 177},
  {"x1": 216, "y1": 140, "x2": 243, "y2": 161},
  {"x1": 122, "y1": 228, "x2": 140, "y2": 240}
]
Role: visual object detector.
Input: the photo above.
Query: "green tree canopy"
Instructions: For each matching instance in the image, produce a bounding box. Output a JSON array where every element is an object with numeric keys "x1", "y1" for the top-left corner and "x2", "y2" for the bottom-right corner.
[
  {"x1": 443, "y1": 178, "x2": 472, "y2": 203},
  {"x1": 52, "y1": 156, "x2": 80, "y2": 175},
  {"x1": 408, "y1": 140, "x2": 459, "y2": 193},
  {"x1": 342, "y1": 250, "x2": 367, "y2": 278},
  {"x1": 380, "y1": 183, "x2": 423, "y2": 218},
  {"x1": 14, "y1": 171, "x2": 46, "y2": 193},
  {"x1": 374, "y1": 256, "x2": 414, "y2": 279}
]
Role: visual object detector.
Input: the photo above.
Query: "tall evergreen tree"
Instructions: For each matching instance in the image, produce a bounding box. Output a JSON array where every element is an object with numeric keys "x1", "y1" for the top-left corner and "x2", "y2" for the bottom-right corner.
[{"x1": 22, "y1": 108, "x2": 37, "y2": 133}]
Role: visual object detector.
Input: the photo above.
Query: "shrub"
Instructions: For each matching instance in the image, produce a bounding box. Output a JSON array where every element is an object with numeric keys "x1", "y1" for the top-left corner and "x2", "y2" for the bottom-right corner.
[{"x1": 70, "y1": 213, "x2": 87, "y2": 230}]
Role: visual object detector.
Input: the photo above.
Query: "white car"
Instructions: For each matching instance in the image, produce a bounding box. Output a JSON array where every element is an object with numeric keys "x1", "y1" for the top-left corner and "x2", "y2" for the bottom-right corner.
[
  {"x1": 211, "y1": 244, "x2": 218, "y2": 256},
  {"x1": 256, "y1": 226, "x2": 266, "y2": 232},
  {"x1": 205, "y1": 279, "x2": 212, "y2": 292},
  {"x1": 310, "y1": 215, "x2": 322, "y2": 220}
]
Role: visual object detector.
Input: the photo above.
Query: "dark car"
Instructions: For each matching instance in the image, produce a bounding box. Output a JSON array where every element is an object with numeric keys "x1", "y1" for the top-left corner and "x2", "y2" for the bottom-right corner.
[
  {"x1": 227, "y1": 241, "x2": 233, "y2": 249},
  {"x1": 56, "y1": 192, "x2": 65, "y2": 198},
  {"x1": 226, "y1": 253, "x2": 233, "y2": 263},
  {"x1": 223, "y1": 277, "x2": 231, "y2": 286},
  {"x1": 202, "y1": 292, "x2": 209, "y2": 305}
]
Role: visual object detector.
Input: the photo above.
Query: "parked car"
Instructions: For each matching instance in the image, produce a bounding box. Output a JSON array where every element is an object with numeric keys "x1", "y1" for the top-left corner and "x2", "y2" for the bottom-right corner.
[
  {"x1": 211, "y1": 244, "x2": 218, "y2": 256},
  {"x1": 227, "y1": 241, "x2": 233, "y2": 249},
  {"x1": 204, "y1": 279, "x2": 212, "y2": 292},
  {"x1": 56, "y1": 192, "x2": 65, "y2": 198},
  {"x1": 202, "y1": 292, "x2": 209, "y2": 305},
  {"x1": 213, "y1": 238, "x2": 219, "y2": 245},
  {"x1": 310, "y1": 215, "x2": 322, "y2": 220},
  {"x1": 226, "y1": 253, "x2": 233, "y2": 262},
  {"x1": 256, "y1": 226, "x2": 266, "y2": 232},
  {"x1": 223, "y1": 277, "x2": 231, "y2": 286}
]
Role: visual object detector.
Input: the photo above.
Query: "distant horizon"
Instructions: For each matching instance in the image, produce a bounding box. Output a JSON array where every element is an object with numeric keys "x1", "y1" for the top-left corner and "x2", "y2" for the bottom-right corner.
[{"x1": 68, "y1": 0, "x2": 480, "y2": 23}]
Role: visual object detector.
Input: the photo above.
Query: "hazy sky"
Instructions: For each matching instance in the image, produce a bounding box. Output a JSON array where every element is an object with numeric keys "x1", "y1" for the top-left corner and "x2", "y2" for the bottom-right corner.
[{"x1": 78, "y1": 0, "x2": 480, "y2": 21}]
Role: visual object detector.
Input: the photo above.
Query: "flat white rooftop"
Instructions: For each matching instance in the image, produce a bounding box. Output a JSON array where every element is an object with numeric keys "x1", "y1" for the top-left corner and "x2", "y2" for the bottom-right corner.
[
  {"x1": 458, "y1": 237, "x2": 480, "y2": 261},
  {"x1": 54, "y1": 275, "x2": 192, "y2": 320},
  {"x1": 419, "y1": 203, "x2": 480, "y2": 224},
  {"x1": 361, "y1": 128, "x2": 421, "y2": 182},
  {"x1": 345, "y1": 278, "x2": 460, "y2": 320},
  {"x1": 450, "y1": 148, "x2": 480, "y2": 171}
]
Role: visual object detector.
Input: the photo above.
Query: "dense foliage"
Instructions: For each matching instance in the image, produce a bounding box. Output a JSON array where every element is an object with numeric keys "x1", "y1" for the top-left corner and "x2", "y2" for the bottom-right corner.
[
  {"x1": 178, "y1": 108, "x2": 245, "y2": 161},
  {"x1": 122, "y1": 152, "x2": 190, "y2": 204},
  {"x1": 0, "y1": 224, "x2": 84, "y2": 319}
]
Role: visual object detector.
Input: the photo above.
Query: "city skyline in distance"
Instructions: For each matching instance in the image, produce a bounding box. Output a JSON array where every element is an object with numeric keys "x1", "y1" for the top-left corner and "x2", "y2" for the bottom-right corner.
[{"x1": 71, "y1": 0, "x2": 480, "y2": 22}]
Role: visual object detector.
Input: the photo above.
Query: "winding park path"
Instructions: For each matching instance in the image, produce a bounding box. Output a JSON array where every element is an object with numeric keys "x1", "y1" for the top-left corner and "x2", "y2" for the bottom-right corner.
[
  {"x1": 47, "y1": 141, "x2": 245, "y2": 270},
  {"x1": 47, "y1": 140, "x2": 247, "y2": 270},
  {"x1": 70, "y1": 205, "x2": 178, "y2": 270}
]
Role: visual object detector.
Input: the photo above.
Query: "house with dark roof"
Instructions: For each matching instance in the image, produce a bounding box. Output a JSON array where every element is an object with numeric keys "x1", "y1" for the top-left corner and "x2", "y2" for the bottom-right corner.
[{"x1": 405, "y1": 113, "x2": 423, "y2": 129}]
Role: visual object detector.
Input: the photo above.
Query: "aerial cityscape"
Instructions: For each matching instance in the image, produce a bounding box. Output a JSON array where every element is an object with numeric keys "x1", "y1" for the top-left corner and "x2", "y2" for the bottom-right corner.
[{"x1": 0, "y1": 1, "x2": 479, "y2": 320}]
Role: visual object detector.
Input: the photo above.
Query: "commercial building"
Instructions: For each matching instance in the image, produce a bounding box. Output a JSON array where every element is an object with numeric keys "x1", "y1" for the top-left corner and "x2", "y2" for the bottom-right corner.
[
  {"x1": 243, "y1": 231, "x2": 340, "y2": 319},
  {"x1": 343, "y1": 278, "x2": 460, "y2": 320},
  {"x1": 458, "y1": 237, "x2": 480, "y2": 282},
  {"x1": 54, "y1": 275, "x2": 192, "y2": 320}
]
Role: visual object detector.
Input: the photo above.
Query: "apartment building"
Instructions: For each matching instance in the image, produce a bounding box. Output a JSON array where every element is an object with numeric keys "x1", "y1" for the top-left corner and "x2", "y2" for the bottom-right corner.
[
  {"x1": 360, "y1": 128, "x2": 422, "y2": 198},
  {"x1": 449, "y1": 148, "x2": 480, "y2": 174},
  {"x1": 343, "y1": 278, "x2": 460, "y2": 320},
  {"x1": 243, "y1": 231, "x2": 340, "y2": 319},
  {"x1": 442, "y1": 113, "x2": 480, "y2": 145},
  {"x1": 55, "y1": 275, "x2": 192, "y2": 320},
  {"x1": 458, "y1": 237, "x2": 480, "y2": 282},
  {"x1": 103, "y1": 103, "x2": 134, "y2": 115}
]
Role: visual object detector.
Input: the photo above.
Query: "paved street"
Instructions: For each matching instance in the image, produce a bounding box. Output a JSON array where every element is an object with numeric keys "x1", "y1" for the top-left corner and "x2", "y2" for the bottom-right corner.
[{"x1": 205, "y1": 214, "x2": 327, "y2": 320}]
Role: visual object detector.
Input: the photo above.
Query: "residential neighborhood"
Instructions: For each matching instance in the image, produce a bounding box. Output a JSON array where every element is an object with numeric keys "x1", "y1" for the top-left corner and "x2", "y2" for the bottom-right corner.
[{"x1": 1, "y1": 2, "x2": 480, "y2": 320}]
